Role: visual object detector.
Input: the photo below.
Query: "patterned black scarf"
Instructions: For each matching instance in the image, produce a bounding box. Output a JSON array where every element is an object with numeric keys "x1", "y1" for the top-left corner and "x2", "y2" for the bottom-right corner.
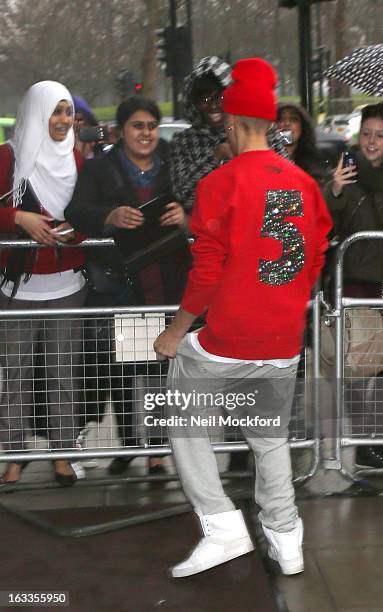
[{"x1": 170, "y1": 56, "x2": 289, "y2": 212}]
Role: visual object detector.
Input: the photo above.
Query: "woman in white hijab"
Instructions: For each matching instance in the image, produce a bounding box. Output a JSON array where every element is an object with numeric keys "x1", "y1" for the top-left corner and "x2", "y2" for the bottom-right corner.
[{"x1": 0, "y1": 81, "x2": 86, "y2": 487}]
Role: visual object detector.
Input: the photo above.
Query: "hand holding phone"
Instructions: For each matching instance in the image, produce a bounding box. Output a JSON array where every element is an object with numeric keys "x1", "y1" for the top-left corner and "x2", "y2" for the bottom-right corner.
[
  {"x1": 279, "y1": 129, "x2": 293, "y2": 146},
  {"x1": 332, "y1": 152, "x2": 358, "y2": 198},
  {"x1": 56, "y1": 228, "x2": 75, "y2": 236},
  {"x1": 79, "y1": 125, "x2": 109, "y2": 144},
  {"x1": 51, "y1": 224, "x2": 76, "y2": 243},
  {"x1": 342, "y1": 151, "x2": 358, "y2": 170}
]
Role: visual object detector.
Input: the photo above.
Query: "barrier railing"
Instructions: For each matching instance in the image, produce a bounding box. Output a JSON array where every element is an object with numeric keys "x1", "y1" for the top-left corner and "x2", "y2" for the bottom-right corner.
[
  {"x1": 329, "y1": 231, "x2": 383, "y2": 482},
  {"x1": 0, "y1": 239, "x2": 320, "y2": 483}
]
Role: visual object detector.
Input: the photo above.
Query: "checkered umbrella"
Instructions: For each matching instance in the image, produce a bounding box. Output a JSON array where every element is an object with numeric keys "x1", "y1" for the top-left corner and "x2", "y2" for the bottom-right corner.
[{"x1": 325, "y1": 44, "x2": 383, "y2": 96}]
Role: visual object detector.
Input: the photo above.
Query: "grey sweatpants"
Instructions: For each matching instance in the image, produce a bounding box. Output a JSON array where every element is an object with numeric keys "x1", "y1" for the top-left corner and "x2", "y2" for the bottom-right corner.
[
  {"x1": 167, "y1": 333, "x2": 299, "y2": 532},
  {"x1": 0, "y1": 287, "x2": 87, "y2": 450}
]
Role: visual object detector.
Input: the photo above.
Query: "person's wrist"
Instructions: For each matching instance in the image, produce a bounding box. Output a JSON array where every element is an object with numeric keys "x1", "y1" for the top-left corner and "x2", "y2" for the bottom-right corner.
[
  {"x1": 14, "y1": 210, "x2": 24, "y2": 226},
  {"x1": 169, "y1": 326, "x2": 186, "y2": 340},
  {"x1": 104, "y1": 211, "x2": 115, "y2": 226},
  {"x1": 332, "y1": 184, "x2": 342, "y2": 198}
]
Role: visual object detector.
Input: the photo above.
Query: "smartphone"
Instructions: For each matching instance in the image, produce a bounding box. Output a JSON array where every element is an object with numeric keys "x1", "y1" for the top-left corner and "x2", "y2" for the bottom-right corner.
[
  {"x1": 79, "y1": 125, "x2": 109, "y2": 143},
  {"x1": 342, "y1": 151, "x2": 358, "y2": 169},
  {"x1": 279, "y1": 130, "x2": 293, "y2": 146},
  {"x1": 55, "y1": 228, "x2": 75, "y2": 236}
]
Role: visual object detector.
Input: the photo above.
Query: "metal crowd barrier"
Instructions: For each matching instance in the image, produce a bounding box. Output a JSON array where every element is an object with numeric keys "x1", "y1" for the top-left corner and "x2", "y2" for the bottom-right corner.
[
  {"x1": 327, "y1": 231, "x2": 383, "y2": 483},
  {"x1": 0, "y1": 239, "x2": 320, "y2": 485}
]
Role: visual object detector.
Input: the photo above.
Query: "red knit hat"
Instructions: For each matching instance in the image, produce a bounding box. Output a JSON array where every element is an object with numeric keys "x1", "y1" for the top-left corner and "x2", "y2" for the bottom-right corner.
[{"x1": 223, "y1": 58, "x2": 277, "y2": 120}]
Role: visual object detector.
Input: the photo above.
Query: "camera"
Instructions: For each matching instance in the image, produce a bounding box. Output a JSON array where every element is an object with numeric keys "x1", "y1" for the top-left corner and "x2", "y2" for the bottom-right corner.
[
  {"x1": 342, "y1": 151, "x2": 358, "y2": 169},
  {"x1": 79, "y1": 125, "x2": 109, "y2": 143}
]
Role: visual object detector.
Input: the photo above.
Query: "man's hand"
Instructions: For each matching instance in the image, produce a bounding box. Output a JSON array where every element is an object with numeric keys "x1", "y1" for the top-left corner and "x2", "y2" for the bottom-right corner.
[
  {"x1": 104, "y1": 205, "x2": 144, "y2": 229},
  {"x1": 154, "y1": 308, "x2": 198, "y2": 359},
  {"x1": 332, "y1": 153, "x2": 357, "y2": 198},
  {"x1": 153, "y1": 328, "x2": 184, "y2": 359},
  {"x1": 160, "y1": 202, "x2": 185, "y2": 228}
]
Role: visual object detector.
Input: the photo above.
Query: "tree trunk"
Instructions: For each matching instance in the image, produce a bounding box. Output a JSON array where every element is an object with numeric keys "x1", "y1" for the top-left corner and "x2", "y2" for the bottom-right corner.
[
  {"x1": 328, "y1": 0, "x2": 352, "y2": 115},
  {"x1": 141, "y1": 0, "x2": 159, "y2": 98}
]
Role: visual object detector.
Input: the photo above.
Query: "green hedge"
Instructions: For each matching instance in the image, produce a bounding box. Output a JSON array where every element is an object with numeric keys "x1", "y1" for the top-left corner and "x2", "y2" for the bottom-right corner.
[
  {"x1": 93, "y1": 101, "x2": 173, "y2": 123},
  {"x1": 92, "y1": 96, "x2": 382, "y2": 123}
]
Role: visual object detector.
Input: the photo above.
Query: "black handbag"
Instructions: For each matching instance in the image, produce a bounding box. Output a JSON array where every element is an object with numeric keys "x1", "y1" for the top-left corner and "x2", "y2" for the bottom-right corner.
[{"x1": 82, "y1": 260, "x2": 126, "y2": 294}]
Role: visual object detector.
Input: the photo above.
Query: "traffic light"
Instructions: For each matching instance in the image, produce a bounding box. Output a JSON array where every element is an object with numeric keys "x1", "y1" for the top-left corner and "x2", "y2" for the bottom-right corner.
[
  {"x1": 311, "y1": 55, "x2": 322, "y2": 82},
  {"x1": 134, "y1": 82, "x2": 143, "y2": 94},
  {"x1": 155, "y1": 26, "x2": 176, "y2": 77},
  {"x1": 115, "y1": 69, "x2": 135, "y2": 99},
  {"x1": 156, "y1": 25, "x2": 192, "y2": 79},
  {"x1": 173, "y1": 25, "x2": 193, "y2": 78}
]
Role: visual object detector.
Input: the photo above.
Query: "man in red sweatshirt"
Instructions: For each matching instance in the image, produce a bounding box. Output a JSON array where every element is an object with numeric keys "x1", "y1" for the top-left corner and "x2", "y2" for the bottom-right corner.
[{"x1": 154, "y1": 58, "x2": 332, "y2": 578}]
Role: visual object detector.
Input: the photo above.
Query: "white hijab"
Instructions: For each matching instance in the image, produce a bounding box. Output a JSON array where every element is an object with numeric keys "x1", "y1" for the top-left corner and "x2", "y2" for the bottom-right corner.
[{"x1": 11, "y1": 80, "x2": 76, "y2": 221}]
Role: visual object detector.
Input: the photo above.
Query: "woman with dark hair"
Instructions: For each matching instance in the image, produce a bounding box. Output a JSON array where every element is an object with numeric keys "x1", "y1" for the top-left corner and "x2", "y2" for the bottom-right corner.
[
  {"x1": 324, "y1": 102, "x2": 383, "y2": 297},
  {"x1": 277, "y1": 102, "x2": 327, "y2": 185},
  {"x1": 324, "y1": 102, "x2": 383, "y2": 469},
  {"x1": 65, "y1": 96, "x2": 189, "y2": 475}
]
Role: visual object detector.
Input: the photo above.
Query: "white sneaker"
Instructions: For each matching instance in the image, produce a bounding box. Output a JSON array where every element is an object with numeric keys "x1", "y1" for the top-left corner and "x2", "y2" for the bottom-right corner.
[
  {"x1": 262, "y1": 518, "x2": 304, "y2": 575},
  {"x1": 75, "y1": 425, "x2": 99, "y2": 469},
  {"x1": 171, "y1": 509, "x2": 254, "y2": 578}
]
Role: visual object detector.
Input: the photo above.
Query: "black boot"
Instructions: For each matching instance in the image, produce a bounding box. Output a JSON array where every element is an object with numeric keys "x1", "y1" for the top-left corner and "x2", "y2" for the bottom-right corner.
[
  {"x1": 227, "y1": 451, "x2": 249, "y2": 472},
  {"x1": 108, "y1": 456, "x2": 135, "y2": 475},
  {"x1": 355, "y1": 446, "x2": 383, "y2": 469}
]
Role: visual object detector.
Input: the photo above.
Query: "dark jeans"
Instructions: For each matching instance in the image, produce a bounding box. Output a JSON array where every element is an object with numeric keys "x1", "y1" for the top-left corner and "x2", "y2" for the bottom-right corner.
[{"x1": 80, "y1": 287, "x2": 166, "y2": 447}]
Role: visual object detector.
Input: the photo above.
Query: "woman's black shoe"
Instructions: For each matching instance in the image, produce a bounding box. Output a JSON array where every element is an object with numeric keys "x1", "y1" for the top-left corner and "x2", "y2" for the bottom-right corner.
[
  {"x1": 227, "y1": 451, "x2": 249, "y2": 472},
  {"x1": 148, "y1": 463, "x2": 167, "y2": 476},
  {"x1": 355, "y1": 446, "x2": 383, "y2": 469},
  {"x1": 54, "y1": 462, "x2": 77, "y2": 487},
  {"x1": 108, "y1": 456, "x2": 135, "y2": 476},
  {"x1": 54, "y1": 470, "x2": 77, "y2": 487},
  {"x1": 0, "y1": 461, "x2": 29, "y2": 488}
]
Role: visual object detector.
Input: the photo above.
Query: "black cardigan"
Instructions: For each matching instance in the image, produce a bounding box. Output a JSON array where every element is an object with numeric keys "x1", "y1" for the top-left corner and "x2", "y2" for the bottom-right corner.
[{"x1": 65, "y1": 143, "x2": 190, "y2": 304}]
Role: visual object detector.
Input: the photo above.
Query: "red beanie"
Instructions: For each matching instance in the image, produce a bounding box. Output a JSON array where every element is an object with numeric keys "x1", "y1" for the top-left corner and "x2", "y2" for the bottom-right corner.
[{"x1": 223, "y1": 58, "x2": 277, "y2": 120}]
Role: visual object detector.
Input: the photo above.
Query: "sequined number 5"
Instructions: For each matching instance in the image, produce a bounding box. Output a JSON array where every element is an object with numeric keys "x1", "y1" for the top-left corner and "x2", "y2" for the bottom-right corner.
[{"x1": 259, "y1": 189, "x2": 305, "y2": 286}]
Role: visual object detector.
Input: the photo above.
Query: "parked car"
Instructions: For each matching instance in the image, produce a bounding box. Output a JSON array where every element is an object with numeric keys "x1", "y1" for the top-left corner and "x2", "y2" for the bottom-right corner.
[
  {"x1": 345, "y1": 110, "x2": 363, "y2": 144},
  {"x1": 159, "y1": 120, "x2": 190, "y2": 142},
  {"x1": 0, "y1": 117, "x2": 16, "y2": 144},
  {"x1": 316, "y1": 128, "x2": 346, "y2": 170},
  {"x1": 160, "y1": 119, "x2": 345, "y2": 170},
  {"x1": 321, "y1": 114, "x2": 351, "y2": 140}
]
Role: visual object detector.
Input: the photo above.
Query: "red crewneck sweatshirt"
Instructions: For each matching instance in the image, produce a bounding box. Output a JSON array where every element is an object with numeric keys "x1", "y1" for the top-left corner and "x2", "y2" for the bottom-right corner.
[{"x1": 181, "y1": 149, "x2": 332, "y2": 359}]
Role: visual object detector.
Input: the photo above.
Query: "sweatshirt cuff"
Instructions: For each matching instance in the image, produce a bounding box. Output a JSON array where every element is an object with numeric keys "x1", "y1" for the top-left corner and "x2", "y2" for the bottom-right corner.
[
  {"x1": 8, "y1": 208, "x2": 18, "y2": 233},
  {"x1": 181, "y1": 285, "x2": 212, "y2": 316}
]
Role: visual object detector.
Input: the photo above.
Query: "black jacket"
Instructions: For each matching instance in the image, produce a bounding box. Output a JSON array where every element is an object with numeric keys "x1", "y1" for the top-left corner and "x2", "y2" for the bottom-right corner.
[
  {"x1": 65, "y1": 143, "x2": 190, "y2": 304},
  {"x1": 324, "y1": 149, "x2": 383, "y2": 284}
]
